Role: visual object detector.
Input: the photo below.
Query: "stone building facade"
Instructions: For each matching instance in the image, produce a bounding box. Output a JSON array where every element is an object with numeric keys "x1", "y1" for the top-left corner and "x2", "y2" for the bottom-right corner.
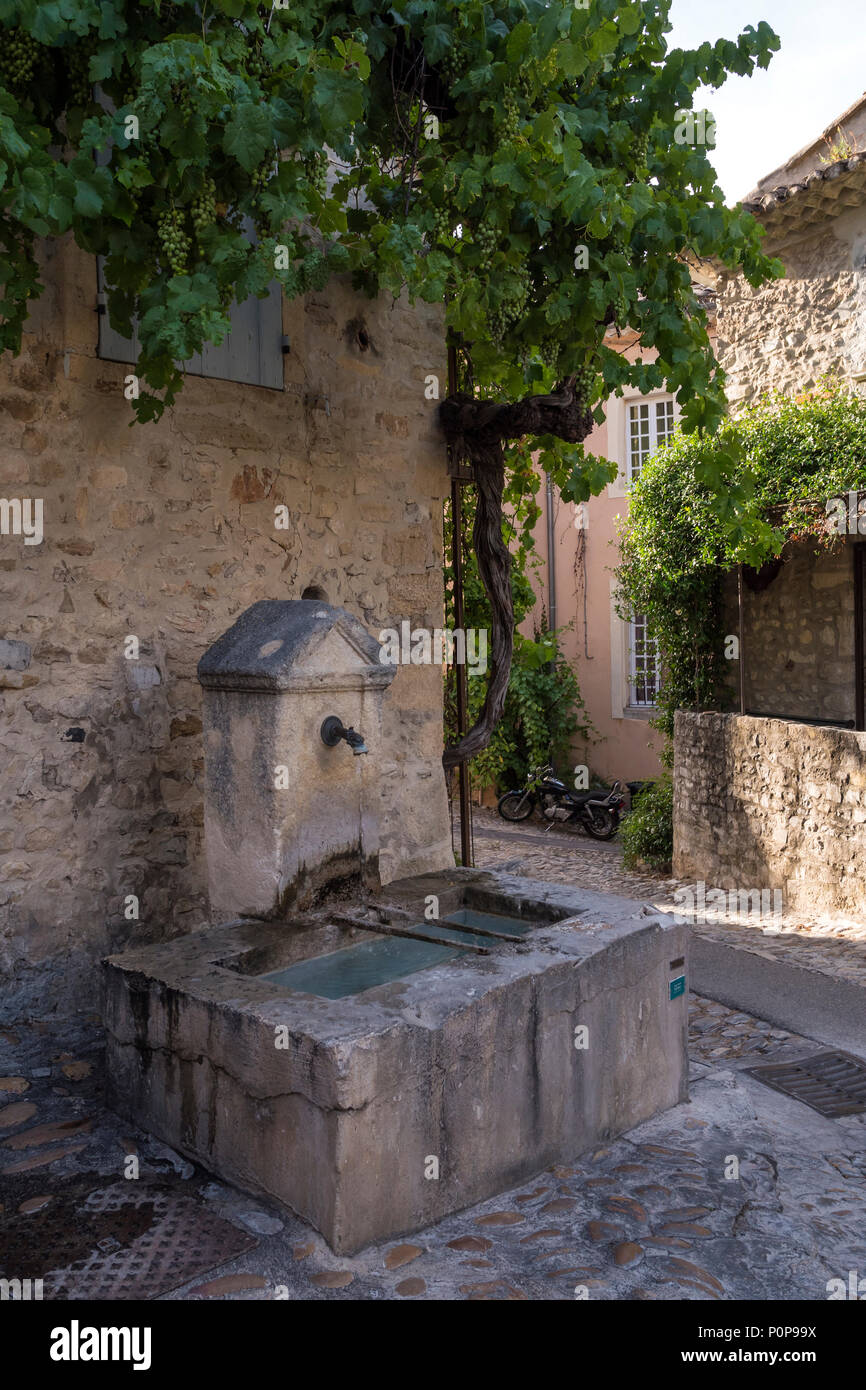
[
  {"x1": 0, "y1": 234, "x2": 453, "y2": 1018},
  {"x1": 716, "y1": 106, "x2": 866, "y2": 407},
  {"x1": 674, "y1": 98, "x2": 866, "y2": 914}
]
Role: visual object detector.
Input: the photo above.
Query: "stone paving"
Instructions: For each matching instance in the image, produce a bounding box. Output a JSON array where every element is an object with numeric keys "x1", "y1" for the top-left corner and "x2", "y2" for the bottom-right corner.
[
  {"x1": 2, "y1": 988, "x2": 865, "y2": 1301},
  {"x1": 464, "y1": 808, "x2": 866, "y2": 989}
]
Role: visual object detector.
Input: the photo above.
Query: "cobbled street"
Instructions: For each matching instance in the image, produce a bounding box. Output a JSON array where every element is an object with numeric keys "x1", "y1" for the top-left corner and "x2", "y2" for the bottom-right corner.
[{"x1": 2, "y1": 816, "x2": 864, "y2": 1302}]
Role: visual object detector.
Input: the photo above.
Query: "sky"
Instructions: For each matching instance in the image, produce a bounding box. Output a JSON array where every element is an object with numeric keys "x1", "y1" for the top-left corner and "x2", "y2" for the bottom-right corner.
[{"x1": 667, "y1": 0, "x2": 866, "y2": 202}]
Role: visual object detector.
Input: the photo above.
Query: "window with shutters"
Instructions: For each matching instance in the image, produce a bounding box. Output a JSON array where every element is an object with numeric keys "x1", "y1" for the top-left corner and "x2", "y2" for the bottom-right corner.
[{"x1": 96, "y1": 256, "x2": 284, "y2": 392}]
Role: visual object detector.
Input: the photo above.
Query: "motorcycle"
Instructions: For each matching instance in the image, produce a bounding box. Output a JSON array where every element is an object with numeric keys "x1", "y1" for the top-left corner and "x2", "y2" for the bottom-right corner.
[{"x1": 497, "y1": 765, "x2": 626, "y2": 841}]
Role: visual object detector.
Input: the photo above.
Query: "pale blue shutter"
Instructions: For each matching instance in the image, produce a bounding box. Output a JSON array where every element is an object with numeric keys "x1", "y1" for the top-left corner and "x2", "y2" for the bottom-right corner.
[{"x1": 97, "y1": 242, "x2": 283, "y2": 389}]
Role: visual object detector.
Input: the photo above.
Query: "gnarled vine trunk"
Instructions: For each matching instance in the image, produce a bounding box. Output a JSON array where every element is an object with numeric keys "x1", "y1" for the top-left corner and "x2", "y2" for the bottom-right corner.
[{"x1": 439, "y1": 378, "x2": 595, "y2": 769}]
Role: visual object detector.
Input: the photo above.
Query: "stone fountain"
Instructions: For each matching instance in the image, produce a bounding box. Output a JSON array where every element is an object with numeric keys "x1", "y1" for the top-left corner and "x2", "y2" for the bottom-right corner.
[{"x1": 104, "y1": 601, "x2": 688, "y2": 1253}]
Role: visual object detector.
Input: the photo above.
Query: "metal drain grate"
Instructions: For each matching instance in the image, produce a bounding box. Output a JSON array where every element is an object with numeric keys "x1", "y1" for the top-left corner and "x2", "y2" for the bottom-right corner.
[
  {"x1": 0, "y1": 1177, "x2": 258, "y2": 1299},
  {"x1": 745, "y1": 1050, "x2": 866, "y2": 1118}
]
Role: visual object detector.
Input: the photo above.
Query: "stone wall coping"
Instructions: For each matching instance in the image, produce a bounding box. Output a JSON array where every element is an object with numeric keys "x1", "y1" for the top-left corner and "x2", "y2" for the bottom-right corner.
[
  {"x1": 674, "y1": 709, "x2": 866, "y2": 755},
  {"x1": 197, "y1": 599, "x2": 395, "y2": 692},
  {"x1": 103, "y1": 868, "x2": 682, "y2": 1103}
]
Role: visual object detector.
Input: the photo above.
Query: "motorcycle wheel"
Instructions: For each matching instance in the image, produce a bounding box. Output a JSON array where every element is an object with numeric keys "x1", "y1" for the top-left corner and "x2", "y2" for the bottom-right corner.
[
  {"x1": 497, "y1": 790, "x2": 535, "y2": 822},
  {"x1": 583, "y1": 806, "x2": 619, "y2": 840}
]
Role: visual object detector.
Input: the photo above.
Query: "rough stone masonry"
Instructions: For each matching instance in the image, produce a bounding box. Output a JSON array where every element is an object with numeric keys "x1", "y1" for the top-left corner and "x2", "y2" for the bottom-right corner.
[
  {"x1": 674, "y1": 710, "x2": 866, "y2": 917},
  {"x1": 0, "y1": 234, "x2": 453, "y2": 1018}
]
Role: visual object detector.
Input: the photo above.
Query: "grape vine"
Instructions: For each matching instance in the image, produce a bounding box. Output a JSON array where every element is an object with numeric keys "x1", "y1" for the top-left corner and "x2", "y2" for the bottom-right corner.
[{"x1": 0, "y1": 0, "x2": 781, "y2": 449}]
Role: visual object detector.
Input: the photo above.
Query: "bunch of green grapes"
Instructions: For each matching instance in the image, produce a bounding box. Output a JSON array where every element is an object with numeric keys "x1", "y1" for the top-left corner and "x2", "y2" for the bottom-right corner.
[
  {"x1": 157, "y1": 207, "x2": 191, "y2": 275},
  {"x1": 303, "y1": 152, "x2": 328, "y2": 198},
  {"x1": 474, "y1": 220, "x2": 498, "y2": 271},
  {"x1": 610, "y1": 290, "x2": 629, "y2": 328},
  {"x1": 572, "y1": 362, "x2": 596, "y2": 402},
  {"x1": 500, "y1": 88, "x2": 520, "y2": 139},
  {"x1": 191, "y1": 176, "x2": 216, "y2": 237},
  {"x1": 0, "y1": 27, "x2": 40, "y2": 92},
  {"x1": 251, "y1": 160, "x2": 278, "y2": 237},
  {"x1": 431, "y1": 205, "x2": 454, "y2": 243},
  {"x1": 66, "y1": 40, "x2": 95, "y2": 108},
  {"x1": 487, "y1": 264, "x2": 532, "y2": 344},
  {"x1": 539, "y1": 337, "x2": 561, "y2": 370},
  {"x1": 252, "y1": 161, "x2": 275, "y2": 192},
  {"x1": 632, "y1": 131, "x2": 650, "y2": 167},
  {"x1": 487, "y1": 304, "x2": 511, "y2": 345},
  {"x1": 248, "y1": 44, "x2": 268, "y2": 79},
  {"x1": 439, "y1": 45, "x2": 465, "y2": 83},
  {"x1": 172, "y1": 81, "x2": 195, "y2": 128}
]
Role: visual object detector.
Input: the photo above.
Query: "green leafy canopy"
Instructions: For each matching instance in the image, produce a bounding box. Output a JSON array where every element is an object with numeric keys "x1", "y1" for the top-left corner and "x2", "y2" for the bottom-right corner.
[
  {"x1": 614, "y1": 382, "x2": 866, "y2": 746},
  {"x1": 1, "y1": 0, "x2": 781, "y2": 468}
]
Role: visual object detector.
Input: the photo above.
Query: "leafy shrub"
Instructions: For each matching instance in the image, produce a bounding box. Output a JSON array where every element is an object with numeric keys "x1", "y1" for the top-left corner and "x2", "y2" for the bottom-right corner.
[
  {"x1": 615, "y1": 382, "x2": 866, "y2": 747},
  {"x1": 621, "y1": 775, "x2": 673, "y2": 873}
]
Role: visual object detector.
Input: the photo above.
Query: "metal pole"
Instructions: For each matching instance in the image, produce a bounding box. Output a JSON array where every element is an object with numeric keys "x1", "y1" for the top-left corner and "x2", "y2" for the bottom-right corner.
[
  {"x1": 545, "y1": 473, "x2": 557, "y2": 635},
  {"x1": 854, "y1": 544, "x2": 864, "y2": 732},
  {"x1": 448, "y1": 342, "x2": 473, "y2": 867},
  {"x1": 737, "y1": 563, "x2": 746, "y2": 716}
]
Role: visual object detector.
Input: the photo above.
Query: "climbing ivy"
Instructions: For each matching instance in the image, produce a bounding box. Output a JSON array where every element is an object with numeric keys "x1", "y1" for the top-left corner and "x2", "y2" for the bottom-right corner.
[
  {"x1": 1, "y1": 0, "x2": 781, "y2": 481},
  {"x1": 614, "y1": 382, "x2": 866, "y2": 748}
]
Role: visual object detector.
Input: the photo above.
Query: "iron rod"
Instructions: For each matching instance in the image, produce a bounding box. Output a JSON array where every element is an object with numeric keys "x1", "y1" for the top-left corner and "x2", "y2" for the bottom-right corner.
[
  {"x1": 331, "y1": 911, "x2": 489, "y2": 955},
  {"x1": 448, "y1": 341, "x2": 473, "y2": 867},
  {"x1": 855, "y1": 544, "x2": 865, "y2": 732},
  {"x1": 737, "y1": 563, "x2": 746, "y2": 716}
]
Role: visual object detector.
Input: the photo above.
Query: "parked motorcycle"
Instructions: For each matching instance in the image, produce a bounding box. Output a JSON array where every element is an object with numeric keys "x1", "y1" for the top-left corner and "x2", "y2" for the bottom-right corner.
[{"x1": 497, "y1": 765, "x2": 626, "y2": 840}]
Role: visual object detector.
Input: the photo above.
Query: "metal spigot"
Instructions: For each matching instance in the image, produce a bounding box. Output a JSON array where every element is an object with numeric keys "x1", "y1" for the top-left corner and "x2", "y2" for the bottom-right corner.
[{"x1": 321, "y1": 715, "x2": 368, "y2": 756}]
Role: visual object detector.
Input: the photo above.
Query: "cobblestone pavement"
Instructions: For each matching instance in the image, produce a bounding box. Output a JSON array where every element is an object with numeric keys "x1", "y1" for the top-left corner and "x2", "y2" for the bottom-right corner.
[
  {"x1": 464, "y1": 808, "x2": 866, "y2": 989},
  {"x1": 2, "y1": 993, "x2": 865, "y2": 1301}
]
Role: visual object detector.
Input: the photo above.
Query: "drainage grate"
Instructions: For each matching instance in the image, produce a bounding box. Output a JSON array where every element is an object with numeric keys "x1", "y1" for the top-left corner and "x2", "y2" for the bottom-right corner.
[
  {"x1": 745, "y1": 1050, "x2": 866, "y2": 1118},
  {"x1": 0, "y1": 1177, "x2": 257, "y2": 1299}
]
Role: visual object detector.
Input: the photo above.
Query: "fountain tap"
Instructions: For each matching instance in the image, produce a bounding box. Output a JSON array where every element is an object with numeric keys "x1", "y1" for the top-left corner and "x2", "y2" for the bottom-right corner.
[{"x1": 320, "y1": 715, "x2": 368, "y2": 756}]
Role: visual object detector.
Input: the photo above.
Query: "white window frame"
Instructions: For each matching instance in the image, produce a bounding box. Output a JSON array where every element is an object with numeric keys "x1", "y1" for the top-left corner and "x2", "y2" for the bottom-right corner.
[
  {"x1": 609, "y1": 583, "x2": 661, "y2": 720},
  {"x1": 607, "y1": 389, "x2": 677, "y2": 499},
  {"x1": 626, "y1": 397, "x2": 675, "y2": 487},
  {"x1": 626, "y1": 612, "x2": 661, "y2": 709}
]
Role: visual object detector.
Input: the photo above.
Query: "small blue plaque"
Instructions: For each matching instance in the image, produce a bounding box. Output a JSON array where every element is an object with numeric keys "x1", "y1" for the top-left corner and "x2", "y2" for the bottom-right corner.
[{"x1": 669, "y1": 975, "x2": 686, "y2": 1000}]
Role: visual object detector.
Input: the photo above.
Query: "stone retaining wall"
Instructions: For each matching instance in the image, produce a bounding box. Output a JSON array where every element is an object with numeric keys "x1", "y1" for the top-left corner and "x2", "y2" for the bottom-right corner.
[{"x1": 673, "y1": 710, "x2": 866, "y2": 916}]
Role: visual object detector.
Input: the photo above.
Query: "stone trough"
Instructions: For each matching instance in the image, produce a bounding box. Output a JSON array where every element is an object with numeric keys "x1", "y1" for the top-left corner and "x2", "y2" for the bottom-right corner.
[{"x1": 103, "y1": 601, "x2": 688, "y2": 1254}]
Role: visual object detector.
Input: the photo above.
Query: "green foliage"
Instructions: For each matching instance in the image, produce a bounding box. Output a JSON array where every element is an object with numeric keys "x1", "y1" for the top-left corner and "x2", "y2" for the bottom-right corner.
[
  {"x1": 615, "y1": 382, "x2": 866, "y2": 744},
  {"x1": 620, "y1": 773, "x2": 672, "y2": 872},
  {"x1": 2, "y1": 0, "x2": 781, "y2": 470},
  {"x1": 445, "y1": 481, "x2": 593, "y2": 790},
  {"x1": 464, "y1": 621, "x2": 593, "y2": 792}
]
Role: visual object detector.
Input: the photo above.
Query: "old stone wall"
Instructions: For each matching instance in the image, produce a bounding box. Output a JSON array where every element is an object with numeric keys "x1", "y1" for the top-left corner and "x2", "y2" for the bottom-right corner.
[
  {"x1": 0, "y1": 235, "x2": 453, "y2": 1018},
  {"x1": 722, "y1": 540, "x2": 858, "y2": 723},
  {"x1": 716, "y1": 205, "x2": 866, "y2": 408},
  {"x1": 673, "y1": 710, "x2": 866, "y2": 916}
]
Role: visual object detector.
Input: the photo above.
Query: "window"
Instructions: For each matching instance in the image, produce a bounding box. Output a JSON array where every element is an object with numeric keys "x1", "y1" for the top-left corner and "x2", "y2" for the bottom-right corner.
[
  {"x1": 96, "y1": 247, "x2": 284, "y2": 391},
  {"x1": 628, "y1": 613, "x2": 660, "y2": 708},
  {"x1": 627, "y1": 396, "x2": 675, "y2": 485}
]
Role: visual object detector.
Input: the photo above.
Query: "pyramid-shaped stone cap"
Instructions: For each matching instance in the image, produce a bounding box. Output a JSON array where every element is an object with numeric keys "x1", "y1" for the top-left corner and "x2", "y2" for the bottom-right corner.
[{"x1": 197, "y1": 600, "x2": 396, "y2": 692}]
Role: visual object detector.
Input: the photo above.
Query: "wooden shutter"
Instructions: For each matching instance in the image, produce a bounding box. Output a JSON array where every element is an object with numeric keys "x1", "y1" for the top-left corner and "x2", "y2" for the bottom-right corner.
[{"x1": 97, "y1": 250, "x2": 283, "y2": 390}]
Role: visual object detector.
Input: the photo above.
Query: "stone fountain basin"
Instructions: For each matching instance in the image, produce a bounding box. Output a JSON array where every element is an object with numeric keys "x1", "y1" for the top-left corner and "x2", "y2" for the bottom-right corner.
[{"x1": 103, "y1": 868, "x2": 688, "y2": 1254}]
